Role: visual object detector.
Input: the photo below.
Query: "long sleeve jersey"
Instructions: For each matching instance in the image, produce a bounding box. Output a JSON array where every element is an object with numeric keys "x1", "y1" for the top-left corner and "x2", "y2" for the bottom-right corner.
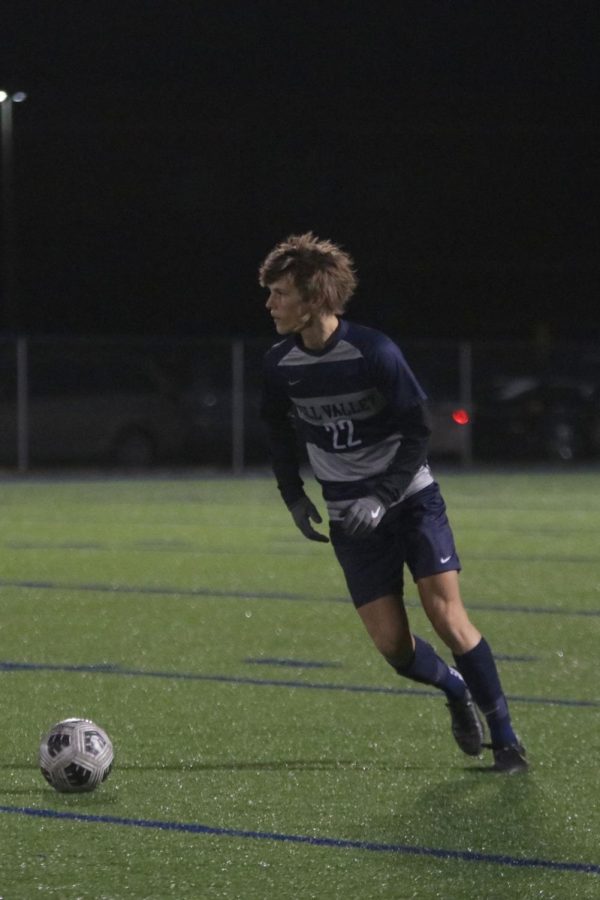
[{"x1": 260, "y1": 319, "x2": 434, "y2": 521}]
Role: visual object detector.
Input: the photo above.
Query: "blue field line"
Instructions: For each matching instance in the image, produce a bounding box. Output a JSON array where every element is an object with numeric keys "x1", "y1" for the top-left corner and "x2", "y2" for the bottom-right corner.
[
  {"x1": 0, "y1": 804, "x2": 598, "y2": 876},
  {"x1": 245, "y1": 655, "x2": 535, "y2": 667},
  {"x1": 1, "y1": 577, "x2": 599, "y2": 618},
  {"x1": 494, "y1": 654, "x2": 539, "y2": 662},
  {"x1": 0, "y1": 578, "x2": 334, "y2": 603},
  {"x1": 6, "y1": 539, "x2": 600, "y2": 565},
  {"x1": 244, "y1": 657, "x2": 343, "y2": 669},
  {"x1": 1, "y1": 660, "x2": 598, "y2": 709},
  {"x1": 4, "y1": 540, "x2": 290, "y2": 556}
]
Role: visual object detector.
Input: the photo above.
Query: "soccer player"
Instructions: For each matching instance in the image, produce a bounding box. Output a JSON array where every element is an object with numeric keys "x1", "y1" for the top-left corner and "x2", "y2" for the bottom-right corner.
[{"x1": 259, "y1": 232, "x2": 527, "y2": 773}]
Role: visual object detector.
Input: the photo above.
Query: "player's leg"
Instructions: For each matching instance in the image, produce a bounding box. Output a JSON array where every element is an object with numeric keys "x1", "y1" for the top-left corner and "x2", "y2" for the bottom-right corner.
[
  {"x1": 355, "y1": 592, "x2": 462, "y2": 692},
  {"x1": 331, "y1": 522, "x2": 466, "y2": 700},
  {"x1": 404, "y1": 483, "x2": 526, "y2": 767},
  {"x1": 415, "y1": 570, "x2": 480, "y2": 655},
  {"x1": 405, "y1": 480, "x2": 527, "y2": 765},
  {"x1": 354, "y1": 592, "x2": 413, "y2": 664},
  {"x1": 331, "y1": 514, "x2": 483, "y2": 757},
  {"x1": 355, "y1": 592, "x2": 482, "y2": 755},
  {"x1": 417, "y1": 571, "x2": 527, "y2": 773}
]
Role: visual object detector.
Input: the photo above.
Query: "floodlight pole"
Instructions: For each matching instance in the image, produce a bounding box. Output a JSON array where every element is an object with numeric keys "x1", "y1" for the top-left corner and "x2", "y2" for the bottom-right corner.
[
  {"x1": 1, "y1": 91, "x2": 29, "y2": 472},
  {"x1": 0, "y1": 90, "x2": 26, "y2": 332}
]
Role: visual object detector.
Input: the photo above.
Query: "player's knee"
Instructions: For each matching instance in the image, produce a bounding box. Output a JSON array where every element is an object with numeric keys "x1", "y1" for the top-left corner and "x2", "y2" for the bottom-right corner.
[
  {"x1": 423, "y1": 588, "x2": 465, "y2": 626},
  {"x1": 426, "y1": 603, "x2": 480, "y2": 653},
  {"x1": 372, "y1": 631, "x2": 413, "y2": 665},
  {"x1": 425, "y1": 599, "x2": 454, "y2": 633}
]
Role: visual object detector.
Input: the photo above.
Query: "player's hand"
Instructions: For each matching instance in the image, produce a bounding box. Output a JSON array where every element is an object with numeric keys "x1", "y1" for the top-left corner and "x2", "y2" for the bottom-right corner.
[
  {"x1": 341, "y1": 496, "x2": 385, "y2": 537},
  {"x1": 289, "y1": 495, "x2": 330, "y2": 543}
]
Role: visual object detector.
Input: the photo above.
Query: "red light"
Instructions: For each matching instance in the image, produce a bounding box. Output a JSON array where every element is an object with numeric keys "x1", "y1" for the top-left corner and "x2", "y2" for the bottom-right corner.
[{"x1": 452, "y1": 409, "x2": 470, "y2": 425}]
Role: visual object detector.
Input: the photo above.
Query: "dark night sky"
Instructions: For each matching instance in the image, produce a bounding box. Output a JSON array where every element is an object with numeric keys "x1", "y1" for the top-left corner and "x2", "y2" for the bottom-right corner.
[{"x1": 2, "y1": 1, "x2": 598, "y2": 341}]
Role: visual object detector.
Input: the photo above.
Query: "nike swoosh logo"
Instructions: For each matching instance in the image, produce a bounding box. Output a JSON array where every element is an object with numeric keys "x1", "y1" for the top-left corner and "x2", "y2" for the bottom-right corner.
[
  {"x1": 370, "y1": 506, "x2": 382, "y2": 519},
  {"x1": 440, "y1": 555, "x2": 452, "y2": 564},
  {"x1": 288, "y1": 379, "x2": 302, "y2": 386}
]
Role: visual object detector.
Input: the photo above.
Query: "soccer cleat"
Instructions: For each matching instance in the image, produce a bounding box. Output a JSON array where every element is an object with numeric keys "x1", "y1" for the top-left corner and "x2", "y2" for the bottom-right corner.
[
  {"x1": 491, "y1": 742, "x2": 528, "y2": 774},
  {"x1": 446, "y1": 689, "x2": 484, "y2": 756}
]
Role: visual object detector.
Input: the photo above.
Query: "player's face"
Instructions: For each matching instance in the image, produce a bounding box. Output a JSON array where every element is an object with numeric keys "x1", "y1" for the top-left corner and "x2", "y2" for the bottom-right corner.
[{"x1": 265, "y1": 275, "x2": 312, "y2": 335}]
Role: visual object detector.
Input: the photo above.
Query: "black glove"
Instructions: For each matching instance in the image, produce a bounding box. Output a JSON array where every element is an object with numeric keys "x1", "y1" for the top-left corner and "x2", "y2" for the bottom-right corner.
[
  {"x1": 289, "y1": 495, "x2": 330, "y2": 543},
  {"x1": 341, "y1": 496, "x2": 385, "y2": 537}
]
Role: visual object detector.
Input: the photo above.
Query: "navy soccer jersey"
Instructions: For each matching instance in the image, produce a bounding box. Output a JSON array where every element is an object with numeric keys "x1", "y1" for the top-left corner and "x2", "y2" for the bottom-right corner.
[{"x1": 261, "y1": 319, "x2": 434, "y2": 521}]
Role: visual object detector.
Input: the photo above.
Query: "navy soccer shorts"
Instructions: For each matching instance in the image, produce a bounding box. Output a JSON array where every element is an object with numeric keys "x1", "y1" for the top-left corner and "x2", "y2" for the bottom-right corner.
[{"x1": 330, "y1": 482, "x2": 461, "y2": 608}]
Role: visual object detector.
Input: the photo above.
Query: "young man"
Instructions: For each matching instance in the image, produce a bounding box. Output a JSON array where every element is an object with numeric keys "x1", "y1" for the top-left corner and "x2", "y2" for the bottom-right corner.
[{"x1": 259, "y1": 232, "x2": 527, "y2": 773}]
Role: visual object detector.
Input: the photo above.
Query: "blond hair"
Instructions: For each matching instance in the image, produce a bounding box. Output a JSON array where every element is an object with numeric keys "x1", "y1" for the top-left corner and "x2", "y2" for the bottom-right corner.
[{"x1": 258, "y1": 232, "x2": 358, "y2": 314}]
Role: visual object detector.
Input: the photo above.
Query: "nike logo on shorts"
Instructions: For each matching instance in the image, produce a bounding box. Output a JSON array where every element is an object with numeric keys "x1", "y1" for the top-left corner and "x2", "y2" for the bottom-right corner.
[{"x1": 440, "y1": 555, "x2": 452, "y2": 564}]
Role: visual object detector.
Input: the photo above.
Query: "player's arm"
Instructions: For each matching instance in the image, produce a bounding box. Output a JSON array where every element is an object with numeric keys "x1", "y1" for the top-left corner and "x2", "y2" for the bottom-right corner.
[
  {"x1": 369, "y1": 335, "x2": 432, "y2": 503},
  {"x1": 260, "y1": 365, "x2": 304, "y2": 505},
  {"x1": 342, "y1": 403, "x2": 430, "y2": 536},
  {"x1": 342, "y1": 337, "x2": 431, "y2": 536},
  {"x1": 260, "y1": 362, "x2": 329, "y2": 543},
  {"x1": 368, "y1": 401, "x2": 431, "y2": 507}
]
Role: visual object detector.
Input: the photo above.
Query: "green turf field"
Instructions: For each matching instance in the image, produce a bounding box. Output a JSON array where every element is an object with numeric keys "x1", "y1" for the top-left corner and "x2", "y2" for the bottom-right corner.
[{"x1": 1, "y1": 469, "x2": 599, "y2": 899}]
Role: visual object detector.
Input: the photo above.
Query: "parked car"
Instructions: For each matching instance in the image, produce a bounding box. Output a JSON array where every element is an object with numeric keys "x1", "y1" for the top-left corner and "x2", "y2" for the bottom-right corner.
[
  {"x1": 0, "y1": 351, "x2": 188, "y2": 467},
  {"x1": 471, "y1": 376, "x2": 600, "y2": 462}
]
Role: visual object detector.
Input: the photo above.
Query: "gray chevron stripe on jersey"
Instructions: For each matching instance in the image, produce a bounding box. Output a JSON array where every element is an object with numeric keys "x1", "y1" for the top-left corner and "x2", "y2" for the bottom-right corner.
[
  {"x1": 306, "y1": 432, "x2": 403, "y2": 482},
  {"x1": 293, "y1": 389, "x2": 386, "y2": 424},
  {"x1": 325, "y1": 464, "x2": 434, "y2": 520},
  {"x1": 277, "y1": 339, "x2": 364, "y2": 367}
]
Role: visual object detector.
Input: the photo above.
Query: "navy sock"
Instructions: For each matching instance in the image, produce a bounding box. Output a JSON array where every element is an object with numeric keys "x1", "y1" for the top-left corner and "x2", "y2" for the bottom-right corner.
[
  {"x1": 453, "y1": 637, "x2": 518, "y2": 748},
  {"x1": 394, "y1": 636, "x2": 466, "y2": 700}
]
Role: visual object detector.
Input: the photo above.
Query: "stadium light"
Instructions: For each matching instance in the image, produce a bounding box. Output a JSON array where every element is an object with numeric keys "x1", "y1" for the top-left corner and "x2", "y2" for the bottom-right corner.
[{"x1": 0, "y1": 89, "x2": 27, "y2": 331}]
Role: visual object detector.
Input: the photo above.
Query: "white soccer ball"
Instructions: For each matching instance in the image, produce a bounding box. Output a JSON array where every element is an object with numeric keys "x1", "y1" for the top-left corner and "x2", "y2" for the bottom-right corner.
[{"x1": 39, "y1": 718, "x2": 114, "y2": 793}]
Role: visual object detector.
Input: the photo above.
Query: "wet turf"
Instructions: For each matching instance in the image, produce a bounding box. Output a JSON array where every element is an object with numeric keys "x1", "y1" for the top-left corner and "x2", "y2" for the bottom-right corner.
[{"x1": 1, "y1": 469, "x2": 599, "y2": 898}]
